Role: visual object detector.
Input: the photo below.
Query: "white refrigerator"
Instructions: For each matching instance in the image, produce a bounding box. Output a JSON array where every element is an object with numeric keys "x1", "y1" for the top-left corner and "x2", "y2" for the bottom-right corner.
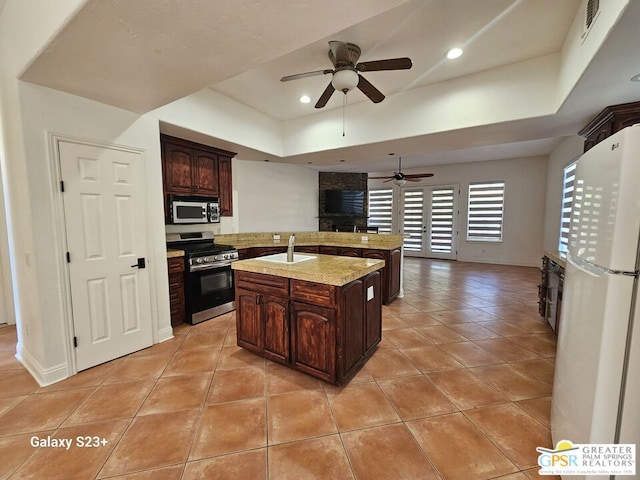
[{"x1": 551, "y1": 125, "x2": 640, "y2": 469}]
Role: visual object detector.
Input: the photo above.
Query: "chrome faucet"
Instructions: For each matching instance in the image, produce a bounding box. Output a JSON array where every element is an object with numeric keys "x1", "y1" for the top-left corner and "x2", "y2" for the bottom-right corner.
[{"x1": 287, "y1": 234, "x2": 296, "y2": 262}]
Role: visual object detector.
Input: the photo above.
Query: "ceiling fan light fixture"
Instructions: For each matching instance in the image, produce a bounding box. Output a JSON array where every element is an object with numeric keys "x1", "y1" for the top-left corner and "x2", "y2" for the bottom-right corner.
[
  {"x1": 332, "y1": 69, "x2": 359, "y2": 93},
  {"x1": 299, "y1": 95, "x2": 311, "y2": 103},
  {"x1": 393, "y1": 178, "x2": 407, "y2": 186}
]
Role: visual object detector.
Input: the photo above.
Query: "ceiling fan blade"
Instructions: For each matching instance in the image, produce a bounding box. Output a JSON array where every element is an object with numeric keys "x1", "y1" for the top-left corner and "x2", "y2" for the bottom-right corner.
[
  {"x1": 406, "y1": 178, "x2": 423, "y2": 182},
  {"x1": 356, "y1": 57, "x2": 413, "y2": 72},
  {"x1": 357, "y1": 75, "x2": 385, "y2": 103},
  {"x1": 280, "y1": 69, "x2": 332, "y2": 82},
  {"x1": 315, "y1": 82, "x2": 335, "y2": 108},
  {"x1": 368, "y1": 175, "x2": 393, "y2": 179},
  {"x1": 382, "y1": 178, "x2": 395, "y2": 183},
  {"x1": 404, "y1": 173, "x2": 435, "y2": 178}
]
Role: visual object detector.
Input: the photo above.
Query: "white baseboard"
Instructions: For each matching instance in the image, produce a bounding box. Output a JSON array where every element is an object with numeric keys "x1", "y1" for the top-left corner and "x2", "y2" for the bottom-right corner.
[
  {"x1": 454, "y1": 256, "x2": 538, "y2": 268},
  {"x1": 16, "y1": 346, "x2": 69, "y2": 387},
  {"x1": 157, "y1": 325, "x2": 174, "y2": 343}
]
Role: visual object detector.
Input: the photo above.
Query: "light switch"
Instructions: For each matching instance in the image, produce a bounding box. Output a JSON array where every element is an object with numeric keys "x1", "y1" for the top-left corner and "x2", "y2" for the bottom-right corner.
[{"x1": 367, "y1": 285, "x2": 374, "y2": 301}]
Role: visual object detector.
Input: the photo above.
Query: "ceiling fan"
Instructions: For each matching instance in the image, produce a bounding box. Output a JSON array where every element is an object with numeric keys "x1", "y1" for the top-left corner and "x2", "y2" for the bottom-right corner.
[
  {"x1": 369, "y1": 157, "x2": 434, "y2": 185},
  {"x1": 280, "y1": 40, "x2": 412, "y2": 108}
]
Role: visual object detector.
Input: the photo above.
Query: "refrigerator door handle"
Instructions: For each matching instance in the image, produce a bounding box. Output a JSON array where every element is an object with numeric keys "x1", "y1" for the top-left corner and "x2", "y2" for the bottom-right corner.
[{"x1": 568, "y1": 252, "x2": 639, "y2": 278}]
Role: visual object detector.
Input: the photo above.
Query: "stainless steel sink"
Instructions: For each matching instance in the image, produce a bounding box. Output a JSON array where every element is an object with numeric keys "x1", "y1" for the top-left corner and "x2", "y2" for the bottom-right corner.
[{"x1": 257, "y1": 253, "x2": 316, "y2": 264}]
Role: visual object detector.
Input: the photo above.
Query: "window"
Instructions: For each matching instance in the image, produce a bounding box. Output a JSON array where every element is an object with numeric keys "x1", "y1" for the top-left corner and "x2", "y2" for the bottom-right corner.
[
  {"x1": 368, "y1": 188, "x2": 393, "y2": 234},
  {"x1": 558, "y1": 161, "x2": 577, "y2": 253},
  {"x1": 466, "y1": 181, "x2": 505, "y2": 242}
]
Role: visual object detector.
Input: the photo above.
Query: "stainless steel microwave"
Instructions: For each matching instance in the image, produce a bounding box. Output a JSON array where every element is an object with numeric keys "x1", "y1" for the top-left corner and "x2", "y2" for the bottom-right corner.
[{"x1": 168, "y1": 195, "x2": 220, "y2": 224}]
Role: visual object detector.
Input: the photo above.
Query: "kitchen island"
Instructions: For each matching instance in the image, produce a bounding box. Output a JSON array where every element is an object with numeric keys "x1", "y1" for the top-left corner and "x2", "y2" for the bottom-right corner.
[
  {"x1": 217, "y1": 231, "x2": 404, "y2": 304},
  {"x1": 232, "y1": 254, "x2": 384, "y2": 385}
]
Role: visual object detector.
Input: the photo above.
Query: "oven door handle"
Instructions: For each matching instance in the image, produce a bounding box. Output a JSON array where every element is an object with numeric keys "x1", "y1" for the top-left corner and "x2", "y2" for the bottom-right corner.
[{"x1": 189, "y1": 260, "x2": 236, "y2": 272}]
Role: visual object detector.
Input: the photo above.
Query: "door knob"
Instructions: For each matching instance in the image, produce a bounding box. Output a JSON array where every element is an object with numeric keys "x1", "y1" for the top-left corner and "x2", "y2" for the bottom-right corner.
[{"x1": 131, "y1": 258, "x2": 146, "y2": 269}]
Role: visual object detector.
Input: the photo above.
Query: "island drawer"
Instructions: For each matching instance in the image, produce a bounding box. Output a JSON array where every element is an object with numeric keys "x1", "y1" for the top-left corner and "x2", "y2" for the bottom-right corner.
[
  {"x1": 290, "y1": 279, "x2": 336, "y2": 307},
  {"x1": 235, "y1": 271, "x2": 289, "y2": 296}
]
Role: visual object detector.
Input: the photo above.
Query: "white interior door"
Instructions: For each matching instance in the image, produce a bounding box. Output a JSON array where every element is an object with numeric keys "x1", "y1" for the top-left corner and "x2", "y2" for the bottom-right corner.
[
  {"x1": 402, "y1": 185, "x2": 458, "y2": 260},
  {"x1": 59, "y1": 141, "x2": 152, "y2": 371}
]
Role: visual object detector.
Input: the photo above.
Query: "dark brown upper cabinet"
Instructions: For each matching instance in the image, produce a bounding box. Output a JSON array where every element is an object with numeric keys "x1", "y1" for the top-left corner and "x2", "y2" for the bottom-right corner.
[{"x1": 160, "y1": 134, "x2": 236, "y2": 215}]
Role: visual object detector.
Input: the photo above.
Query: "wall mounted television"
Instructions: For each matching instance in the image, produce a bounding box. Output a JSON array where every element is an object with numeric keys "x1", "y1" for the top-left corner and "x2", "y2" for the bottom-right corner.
[{"x1": 324, "y1": 189, "x2": 365, "y2": 214}]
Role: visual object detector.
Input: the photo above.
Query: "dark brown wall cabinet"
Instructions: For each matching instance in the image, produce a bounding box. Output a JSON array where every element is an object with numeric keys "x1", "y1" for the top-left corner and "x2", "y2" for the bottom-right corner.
[
  {"x1": 160, "y1": 134, "x2": 236, "y2": 216},
  {"x1": 235, "y1": 269, "x2": 382, "y2": 385},
  {"x1": 579, "y1": 101, "x2": 640, "y2": 152},
  {"x1": 167, "y1": 257, "x2": 185, "y2": 326}
]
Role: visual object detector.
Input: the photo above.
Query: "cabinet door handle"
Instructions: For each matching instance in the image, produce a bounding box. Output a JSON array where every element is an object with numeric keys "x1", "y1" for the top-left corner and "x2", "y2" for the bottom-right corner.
[{"x1": 256, "y1": 294, "x2": 262, "y2": 304}]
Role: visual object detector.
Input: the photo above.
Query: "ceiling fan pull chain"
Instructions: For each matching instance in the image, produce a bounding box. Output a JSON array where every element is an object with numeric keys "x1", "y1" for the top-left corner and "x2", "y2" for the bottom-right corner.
[{"x1": 343, "y1": 93, "x2": 347, "y2": 137}]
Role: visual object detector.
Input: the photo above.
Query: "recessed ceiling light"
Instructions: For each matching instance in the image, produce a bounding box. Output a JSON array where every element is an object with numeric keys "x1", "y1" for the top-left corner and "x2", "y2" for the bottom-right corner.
[
  {"x1": 339, "y1": 159, "x2": 346, "y2": 163},
  {"x1": 299, "y1": 95, "x2": 311, "y2": 103},
  {"x1": 263, "y1": 159, "x2": 270, "y2": 162},
  {"x1": 446, "y1": 48, "x2": 463, "y2": 60},
  {"x1": 631, "y1": 73, "x2": 640, "y2": 82}
]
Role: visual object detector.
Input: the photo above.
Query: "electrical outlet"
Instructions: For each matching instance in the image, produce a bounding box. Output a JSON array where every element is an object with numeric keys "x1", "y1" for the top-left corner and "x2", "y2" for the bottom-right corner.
[
  {"x1": 367, "y1": 285, "x2": 374, "y2": 301},
  {"x1": 361, "y1": 235, "x2": 369, "y2": 243},
  {"x1": 273, "y1": 234, "x2": 280, "y2": 241}
]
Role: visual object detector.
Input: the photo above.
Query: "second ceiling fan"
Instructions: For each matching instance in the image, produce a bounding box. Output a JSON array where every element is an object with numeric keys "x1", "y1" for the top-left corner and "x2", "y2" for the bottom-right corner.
[
  {"x1": 369, "y1": 157, "x2": 434, "y2": 185},
  {"x1": 280, "y1": 40, "x2": 412, "y2": 108}
]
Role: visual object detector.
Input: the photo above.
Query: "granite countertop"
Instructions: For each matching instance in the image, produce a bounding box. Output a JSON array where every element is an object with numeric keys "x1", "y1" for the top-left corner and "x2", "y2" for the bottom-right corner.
[
  {"x1": 232, "y1": 254, "x2": 385, "y2": 286},
  {"x1": 545, "y1": 250, "x2": 567, "y2": 268},
  {"x1": 167, "y1": 249, "x2": 185, "y2": 258},
  {"x1": 216, "y1": 231, "x2": 403, "y2": 251}
]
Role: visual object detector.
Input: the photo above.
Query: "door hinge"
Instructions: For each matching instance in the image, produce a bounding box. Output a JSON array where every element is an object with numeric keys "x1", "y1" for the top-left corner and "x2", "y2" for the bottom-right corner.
[
  {"x1": 66, "y1": 252, "x2": 71, "y2": 263},
  {"x1": 60, "y1": 180, "x2": 65, "y2": 192},
  {"x1": 73, "y1": 336, "x2": 78, "y2": 348}
]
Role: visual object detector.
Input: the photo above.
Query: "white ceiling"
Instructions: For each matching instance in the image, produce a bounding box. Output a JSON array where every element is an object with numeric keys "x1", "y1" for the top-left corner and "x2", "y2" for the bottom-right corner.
[
  {"x1": 18, "y1": 0, "x2": 640, "y2": 173},
  {"x1": 213, "y1": 0, "x2": 580, "y2": 121}
]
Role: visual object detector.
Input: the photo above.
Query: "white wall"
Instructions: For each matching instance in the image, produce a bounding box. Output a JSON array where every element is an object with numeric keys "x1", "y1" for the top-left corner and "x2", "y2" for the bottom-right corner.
[
  {"x1": 234, "y1": 160, "x2": 318, "y2": 232},
  {"x1": 165, "y1": 158, "x2": 319, "y2": 236},
  {"x1": 16, "y1": 82, "x2": 170, "y2": 385},
  {"x1": 542, "y1": 136, "x2": 584, "y2": 252},
  {"x1": 370, "y1": 156, "x2": 548, "y2": 267}
]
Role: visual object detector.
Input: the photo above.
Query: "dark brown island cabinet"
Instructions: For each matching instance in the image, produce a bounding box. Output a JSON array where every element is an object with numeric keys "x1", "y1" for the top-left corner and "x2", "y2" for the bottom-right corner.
[{"x1": 235, "y1": 269, "x2": 382, "y2": 385}]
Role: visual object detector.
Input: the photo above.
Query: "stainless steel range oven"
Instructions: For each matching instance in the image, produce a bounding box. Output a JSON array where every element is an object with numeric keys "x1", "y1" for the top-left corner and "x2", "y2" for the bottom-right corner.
[{"x1": 166, "y1": 232, "x2": 238, "y2": 324}]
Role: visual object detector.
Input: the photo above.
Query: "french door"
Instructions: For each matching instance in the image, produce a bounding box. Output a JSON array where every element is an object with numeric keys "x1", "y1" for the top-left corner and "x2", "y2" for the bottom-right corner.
[{"x1": 401, "y1": 185, "x2": 459, "y2": 260}]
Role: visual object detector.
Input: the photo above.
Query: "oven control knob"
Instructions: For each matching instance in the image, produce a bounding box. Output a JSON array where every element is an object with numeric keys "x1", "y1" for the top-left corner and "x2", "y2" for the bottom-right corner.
[
  {"x1": 224, "y1": 254, "x2": 229, "y2": 259},
  {"x1": 195, "y1": 258, "x2": 204, "y2": 264}
]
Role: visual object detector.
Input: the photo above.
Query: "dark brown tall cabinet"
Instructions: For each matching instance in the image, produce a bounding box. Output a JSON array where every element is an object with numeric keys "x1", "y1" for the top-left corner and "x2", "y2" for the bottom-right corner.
[{"x1": 160, "y1": 134, "x2": 236, "y2": 217}]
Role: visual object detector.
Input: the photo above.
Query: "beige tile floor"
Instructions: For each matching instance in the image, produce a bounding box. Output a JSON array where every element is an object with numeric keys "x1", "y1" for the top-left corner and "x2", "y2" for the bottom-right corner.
[{"x1": 0, "y1": 258, "x2": 561, "y2": 479}]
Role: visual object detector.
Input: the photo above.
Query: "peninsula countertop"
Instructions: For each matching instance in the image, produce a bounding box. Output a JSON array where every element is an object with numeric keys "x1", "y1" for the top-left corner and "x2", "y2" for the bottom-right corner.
[
  {"x1": 215, "y1": 231, "x2": 403, "y2": 251},
  {"x1": 231, "y1": 253, "x2": 385, "y2": 286}
]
